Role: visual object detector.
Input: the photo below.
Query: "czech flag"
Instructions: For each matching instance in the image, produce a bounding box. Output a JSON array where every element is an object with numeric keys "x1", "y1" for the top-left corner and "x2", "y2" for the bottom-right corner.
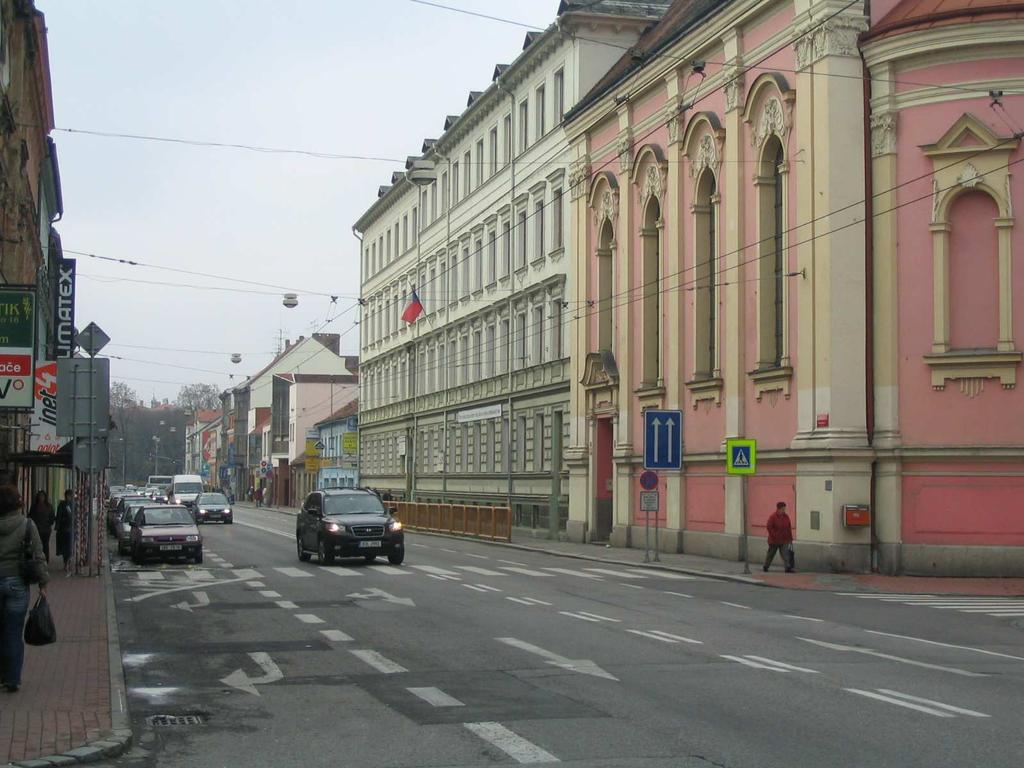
[{"x1": 401, "y1": 288, "x2": 424, "y2": 323}]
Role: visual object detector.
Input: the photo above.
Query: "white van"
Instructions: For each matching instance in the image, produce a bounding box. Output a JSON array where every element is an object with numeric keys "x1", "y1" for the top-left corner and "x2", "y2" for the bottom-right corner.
[{"x1": 167, "y1": 474, "x2": 205, "y2": 507}]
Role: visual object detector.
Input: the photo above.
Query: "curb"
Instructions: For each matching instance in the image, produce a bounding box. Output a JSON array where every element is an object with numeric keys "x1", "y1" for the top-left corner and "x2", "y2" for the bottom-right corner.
[
  {"x1": 244, "y1": 502, "x2": 767, "y2": 588},
  {"x1": 7, "y1": 563, "x2": 133, "y2": 768}
]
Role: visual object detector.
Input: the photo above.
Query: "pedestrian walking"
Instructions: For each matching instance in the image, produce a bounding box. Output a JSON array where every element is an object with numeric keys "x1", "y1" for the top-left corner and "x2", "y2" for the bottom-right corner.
[
  {"x1": 764, "y1": 501, "x2": 795, "y2": 573},
  {"x1": 55, "y1": 490, "x2": 74, "y2": 574},
  {"x1": 28, "y1": 491, "x2": 55, "y2": 563},
  {"x1": 255, "y1": 486, "x2": 263, "y2": 508},
  {"x1": 0, "y1": 484, "x2": 49, "y2": 692}
]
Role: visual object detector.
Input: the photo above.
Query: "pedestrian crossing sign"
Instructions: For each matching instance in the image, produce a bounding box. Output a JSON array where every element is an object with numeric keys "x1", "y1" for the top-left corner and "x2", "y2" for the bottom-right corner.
[{"x1": 726, "y1": 438, "x2": 757, "y2": 475}]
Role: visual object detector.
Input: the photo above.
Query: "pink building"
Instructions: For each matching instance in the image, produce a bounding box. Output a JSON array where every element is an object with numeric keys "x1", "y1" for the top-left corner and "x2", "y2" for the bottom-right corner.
[{"x1": 565, "y1": 0, "x2": 1024, "y2": 575}]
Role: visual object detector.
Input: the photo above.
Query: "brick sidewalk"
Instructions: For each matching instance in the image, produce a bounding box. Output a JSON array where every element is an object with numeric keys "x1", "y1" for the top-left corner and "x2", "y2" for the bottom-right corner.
[{"x1": 0, "y1": 573, "x2": 111, "y2": 765}]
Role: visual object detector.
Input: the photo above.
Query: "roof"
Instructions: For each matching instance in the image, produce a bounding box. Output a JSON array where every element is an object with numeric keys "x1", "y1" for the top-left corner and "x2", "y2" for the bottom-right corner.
[
  {"x1": 314, "y1": 399, "x2": 359, "y2": 427},
  {"x1": 250, "y1": 409, "x2": 271, "y2": 436},
  {"x1": 863, "y1": 0, "x2": 1024, "y2": 41},
  {"x1": 273, "y1": 373, "x2": 359, "y2": 385},
  {"x1": 237, "y1": 334, "x2": 343, "y2": 390},
  {"x1": 567, "y1": 0, "x2": 725, "y2": 121},
  {"x1": 557, "y1": 1, "x2": 672, "y2": 20},
  {"x1": 192, "y1": 409, "x2": 220, "y2": 424}
]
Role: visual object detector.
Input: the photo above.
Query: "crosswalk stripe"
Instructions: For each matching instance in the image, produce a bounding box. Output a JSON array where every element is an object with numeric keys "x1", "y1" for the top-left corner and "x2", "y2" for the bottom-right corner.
[
  {"x1": 408, "y1": 686, "x2": 464, "y2": 707},
  {"x1": 369, "y1": 565, "x2": 410, "y2": 575},
  {"x1": 137, "y1": 572, "x2": 165, "y2": 581},
  {"x1": 501, "y1": 567, "x2": 553, "y2": 577},
  {"x1": 187, "y1": 570, "x2": 214, "y2": 581},
  {"x1": 351, "y1": 649, "x2": 407, "y2": 674},
  {"x1": 506, "y1": 597, "x2": 536, "y2": 606},
  {"x1": 463, "y1": 584, "x2": 489, "y2": 593},
  {"x1": 455, "y1": 566, "x2": 506, "y2": 576},
  {"x1": 295, "y1": 614, "x2": 324, "y2": 624},
  {"x1": 410, "y1": 565, "x2": 461, "y2": 577},
  {"x1": 274, "y1": 567, "x2": 314, "y2": 578},
  {"x1": 320, "y1": 629, "x2": 353, "y2": 642},
  {"x1": 559, "y1": 611, "x2": 603, "y2": 622},
  {"x1": 322, "y1": 568, "x2": 363, "y2": 577},
  {"x1": 464, "y1": 722, "x2": 558, "y2": 764}
]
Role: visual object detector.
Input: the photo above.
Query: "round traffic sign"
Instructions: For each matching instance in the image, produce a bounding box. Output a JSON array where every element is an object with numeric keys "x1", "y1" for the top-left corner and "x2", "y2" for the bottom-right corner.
[{"x1": 639, "y1": 470, "x2": 658, "y2": 491}]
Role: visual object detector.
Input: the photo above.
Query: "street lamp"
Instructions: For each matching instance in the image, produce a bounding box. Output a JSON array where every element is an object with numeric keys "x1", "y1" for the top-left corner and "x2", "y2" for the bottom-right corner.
[{"x1": 152, "y1": 435, "x2": 161, "y2": 474}]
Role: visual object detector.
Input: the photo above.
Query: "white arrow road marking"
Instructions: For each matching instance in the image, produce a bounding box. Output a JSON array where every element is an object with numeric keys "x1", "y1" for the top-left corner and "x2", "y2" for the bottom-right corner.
[
  {"x1": 346, "y1": 588, "x2": 415, "y2": 607},
  {"x1": 497, "y1": 637, "x2": 618, "y2": 681},
  {"x1": 797, "y1": 637, "x2": 988, "y2": 677},
  {"x1": 350, "y1": 649, "x2": 407, "y2": 674},
  {"x1": 845, "y1": 689, "x2": 990, "y2": 718},
  {"x1": 465, "y1": 722, "x2": 559, "y2": 764},
  {"x1": 171, "y1": 591, "x2": 210, "y2": 612},
  {"x1": 129, "y1": 576, "x2": 255, "y2": 603},
  {"x1": 220, "y1": 652, "x2": 283, "y2": 697},
  {"x1": 408, "y1": 687, "x2": 464, "y2": 707}
]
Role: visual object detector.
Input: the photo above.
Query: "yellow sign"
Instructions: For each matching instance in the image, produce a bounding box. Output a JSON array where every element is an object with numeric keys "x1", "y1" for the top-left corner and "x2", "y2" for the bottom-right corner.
[
  {"x1": 305, "y1": 438, "x2": 321, "y2": 472},
  {"x1": 342, "y1": 432, "x2": 358, "y2": 454}
]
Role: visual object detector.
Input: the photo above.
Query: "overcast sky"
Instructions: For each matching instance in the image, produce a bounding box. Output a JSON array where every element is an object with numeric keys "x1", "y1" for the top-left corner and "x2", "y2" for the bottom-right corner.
[{"x1": 41, "y1": 0, "x2": 554, "y2": 403}]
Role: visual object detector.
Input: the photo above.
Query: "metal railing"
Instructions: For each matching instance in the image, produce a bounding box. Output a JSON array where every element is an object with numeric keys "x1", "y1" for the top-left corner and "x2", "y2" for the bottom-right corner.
[{"x1": 384, "y1": 501, "x2": 512, "y2": 542}]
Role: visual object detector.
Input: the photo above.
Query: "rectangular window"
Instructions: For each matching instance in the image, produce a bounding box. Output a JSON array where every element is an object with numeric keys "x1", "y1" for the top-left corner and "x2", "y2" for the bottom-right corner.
[
  {"x1": 516, "y1": 210, "x2": 527, "y2": 269},
  {"x1": 485, "y1": 324, "x2": 496, "y2": 378},
  {"x1": 518, "y1": 100, "x2": 529, "y2": 153},
  {"x1": 461, "y1": 425, "x2": 468, "y2": 472},
  {"x1": 396, "y1": 223, "x2": 400, "y2": 257},
  {"x1": 487, "y1": 230, "x2": 497, "y2": 284},
  {"x1": 431, "y1": 183, "x2": 437, "y2": 221},
  {"x1": 450, "y1": 255, "x2": 459, "y2": 306},
  {"x1": 386, "y1": 230, "x2": 392, "y2": 262},
  {"x1": 553, "y1": 68, "x2": 564, "y2": 122},
  {"x1": 517, "y1": 415, "x2": 528, "y2": 471},
  {"x1": 426, "y1": 347, "x2": 435, "y2": 393},
  {"x1": 502, "y1": 418, "x2": 510, "y2": 472},
  {"x1": 534, "y1": 199, "x2": 544, "y2": 260},
  {"x1": 489, "y1": 127, "x2": 498, "y2": 177},
  {"x1": 475, "y1": 140, "x2": 484, "y2": 187},
  {"x1": 534, "y1": 413, "x2": 545, "y2": 471},
  {"x1": 532, "y1": 304, "x2": 545, "y2": 365},
  {"x1": 411, "y1": 207, "x2": 418, "y2": 245},
  {"x1": 452, "y1": 162, "x2": 460, "y2": 204},
  {"x1": 501, "y1": 221, "x2": 511, "y2": 277},
  {"x1": 441, "y1": 172, "x2": 449, "y2": 212},
  {"x1": 516, "y1": 312, "x2": 527, "y2": 369},
  {"x1": 428, "y1": 267, "x2": 436, "y2": 313},
  {"x1": 371, "y1": 241, "x2": 377, "y2": 274},
  {"x1": 402, "y1": 215, "x2": 408, "y2": 252},
  {"x1": 536, "y1": 84, "x2": 546, "y2": 138},
  {"x1": 473, "y1": 330, "x2": 482, "y2": 381},
  {"x1": 474, "y1": 239, "x2": 483, "y2": 291},
  {"x1": 499, "y1": 318, "x2": 510, "y2": 374},
  {"x1": 503, "y1": 114, "x2": 512, "y2": 166},
  {"x1": 551, "y1": 298, "x2": 563, "y2": 359},
  {"x1": 552, "y1": 188, "x2": 563, "y2": 250},
  {"x1": 463, "y1": 151, "x2": 471, "y2": 195},
  {"x1": 438, "y1": 342, "x2": 446, "y2": 390},
  {"x1": 480, "y1": 422, "x2": 490, "y2": 472},
  {"x1": 461, "y1": 247, "x2": 470, "y2": 298},
  {"x1": 468, "y1": 424, "x2": 477, "y2": 472}
]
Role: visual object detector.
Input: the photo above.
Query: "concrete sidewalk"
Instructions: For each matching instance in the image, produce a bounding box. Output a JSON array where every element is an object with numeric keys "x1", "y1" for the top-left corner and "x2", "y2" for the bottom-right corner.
[
  {"x1": 240, "y1": 502, "x2": 1024, "y2": 596},
  {"x1": 0, "y1": 566, "x2": 130, "y2": 767}
]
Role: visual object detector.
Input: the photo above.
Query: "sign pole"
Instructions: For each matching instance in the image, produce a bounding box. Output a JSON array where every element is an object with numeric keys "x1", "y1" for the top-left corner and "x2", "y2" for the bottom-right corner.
[
  {"x1": 741, "y1": 474, "x2": 750, "y2": 574},
  {"x1": 644, "y1": 502, "x2": 651, "y2": 563}
]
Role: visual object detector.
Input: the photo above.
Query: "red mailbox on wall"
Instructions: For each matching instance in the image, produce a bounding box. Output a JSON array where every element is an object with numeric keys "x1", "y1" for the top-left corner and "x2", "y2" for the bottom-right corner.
[{"x1": 843, "y1": 504, "x2": 871, "y2": 528}]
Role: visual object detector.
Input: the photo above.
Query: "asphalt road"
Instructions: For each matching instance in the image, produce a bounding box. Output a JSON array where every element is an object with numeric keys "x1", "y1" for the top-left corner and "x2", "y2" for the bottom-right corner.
[{"x1": 103, "y1": 507, "x2": 1024, "y2": 768}]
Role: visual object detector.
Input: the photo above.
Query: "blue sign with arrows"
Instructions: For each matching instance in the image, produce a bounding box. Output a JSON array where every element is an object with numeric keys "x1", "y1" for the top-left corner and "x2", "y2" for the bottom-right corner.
[{"x1": 643, "y1": 409, "x2": 682, "y2": 470}]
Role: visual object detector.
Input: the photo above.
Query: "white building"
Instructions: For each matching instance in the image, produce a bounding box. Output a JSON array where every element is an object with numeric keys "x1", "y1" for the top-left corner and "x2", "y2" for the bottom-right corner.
[{"x1": 354, "y1": 1, "x2": 669, "y2": 529}]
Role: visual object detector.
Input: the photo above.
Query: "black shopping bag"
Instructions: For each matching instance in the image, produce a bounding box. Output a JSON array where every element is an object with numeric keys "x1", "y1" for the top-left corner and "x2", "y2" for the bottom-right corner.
[
  {"x1": 787, "y1": 543, "x2": 796, "y2": 571},
  {"x1": 24, "y1": 594, "x2": 57, "y2": 646}
]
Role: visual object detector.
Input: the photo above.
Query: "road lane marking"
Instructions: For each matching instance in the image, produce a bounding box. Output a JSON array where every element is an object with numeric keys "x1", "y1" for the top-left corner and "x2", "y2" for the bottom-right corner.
[
  {"x1": 619, "y1": 583, "x2": 644, "y2": 590},
  {"x1": 499, "y1": 560, "x2": 528, "y2": 566},
  {"x1": 863, "y1": 630, "x2": 1024, "y2": 661},
  {"x1": 664, "y1": 591, "x2": 693, "y2": 598},
  {"x1": 295, "y1": 614, "x2": 324, "y2": 624},
  {"x1": 231, "y1": 569, "x2": 263, "y2": 580},
  {"x1": 464, "y1": 722, "x2": 558, "y2": 764},
  {"x1": 233, "y1": 520, "x2": 293, "y2": 539},
  {"x1": 520, "y1": 597, "x2": 552, "y2": 605},
  {"x1": 218, "y1": 562, "x2": 235, "y2": 569},
  {"x1": 721, "y1": 655, "x2": 788, "y2": 672},
  {"x1": 497, "y1": 637, "x2": 618, "y2": 681},
  {"x1": 544, "y1": 567, "x2": 603, "y2": 579},
  {"x1": 497, "y1": 565, "x2": 552, "y2": 577},
  {"x1": 507, "y1": 597, "x2": 536, "y2": 606},
  {"x1": 456, "y1": 566, "x2": 506, "y2": 576},
  {"x1": 875, "y1": 689, "x2": 990, "y2": 717},
  {"x1": 408, "y1": 687, "x2": 464, "y2": 707},
  {"x1": 720, "y1": 601, "x2": 751, "y2": 609},
  {"x1": 583, "y1": 568, "x2": 645, "y2": 579},
  {"x1": 626, "y1": 569, "x2": 697, "y2": 580},
  {"x1": 274, "y1": 567, "x2": 314, "y2": 578},
  {"x1": 784, "y1": 615, "x2": 824, "y2": 622},
  {"x1": 440, "y1": 548, "x2": 458, "y2": 553},
  {"x1": 275, "y1": 600, "x2": 298, "y2": 609},
  {"x1": 743, "y1": 656, "x2": 820, "y2": 673},
  {"x1": 845, "y1": 689, "x2": 957, "y2": 718},
  {"x1": 464, "y1": 584, "x2": 490, "y2": 593},
  {"x1": 429, "y1": 574, "x2": 460, "y2": 582},
  {"x1": 259, "y1": 590, "x2": 281, "y2": 598},
  {"x1": 187, "y1": 570, "x2": 214, "y2": 581},
  {"x1": 322, "y1": 568, "x2": 363, "y2": 577},
  {"x1": 797, "y1": 637, "x2": 988, "y2": 677},
  {"x1": 350, "y1": 649, "x2": 407, "y2": 674},
  {"x1": 320, "y1": 629, "x2": 353, "y2": 642},
  {"x1": 559, "y1": 611, "x2": 602, "y2": 622},
  {"x1": 137, "y1": 572, "x2": 165, "y2": 581},
  {"x1": 627, "y1": 630, "x2": 679, "y2": 644},
  {"x1": 220, "y1": 651, "x2": 283, "y2": 697},
  {"x1": 647, "y1": 630, "x2": 702, "y2": 644},
  {"x1": 368, "y1": 565, "x2": 410, "y2": 575},
  {"x1": 475, "y1": 584, "x2": 502, "y2": 592},
  {"x1": 246, "y1": 581, "x2": 265, "y2": 588},
  {"x1": 411, "y1": 565, "x2": 461, "y2": 577},
  {"x1": 575, "y1": 611, "x2": 621, "y2": 623},
  {"x1": 464, "y1": 553, "x2": 490, "y2": 560},
  {"x1": 128, "y1": 575, "x2": 256, "y2": 602}
]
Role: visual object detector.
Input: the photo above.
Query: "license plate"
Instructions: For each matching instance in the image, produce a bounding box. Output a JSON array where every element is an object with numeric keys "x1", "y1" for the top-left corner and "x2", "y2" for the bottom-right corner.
[
  {"x1": 160, "y1": 544, "x2": 183, "y2": 551},
  {"x1": 358, "y1": 540, "x2": 382, "y2": 548}
]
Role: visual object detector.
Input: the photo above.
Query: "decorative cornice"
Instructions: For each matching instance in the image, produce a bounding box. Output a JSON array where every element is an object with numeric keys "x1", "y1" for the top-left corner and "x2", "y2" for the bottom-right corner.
[
  {"x1": 870, "y1": 112, "x2": 897, "y2": 157},
  {"x1": 690, "y1": 133, "x2": 717, "y2": 179},
  {"x1": 568, "y1": 155, "x2": 591, "y2": 201},
  {"x1": 751, "y1": 96, "x2": 786, "y2": 149},
  {"x1": 641, "y1": 163, "x2": 666, "y2": 209},
  {"x1": 794, "y1": 14, "x2": 869, "y2": 71},
  {"x1": 595, "y1": 187, "x2": 620, "y2": 229}
]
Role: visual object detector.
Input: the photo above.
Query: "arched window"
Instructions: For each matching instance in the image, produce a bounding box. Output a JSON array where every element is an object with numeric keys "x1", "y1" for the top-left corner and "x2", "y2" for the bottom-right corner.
[
  {"x1": 757, "y1": 136, "x2": 786, "y2": 367},
  {"x1": 641, "y1": 197, "x2": 661, "y2": 385},
  {"x1": 597, "y1": 219, "x2": 615, "y2": 351},
  {"x1": 949, "y1": 191, "x2": 999, "y2": 349},
  {"x1": 694, "y1": 169, "x2": 718, "y2": 377}
]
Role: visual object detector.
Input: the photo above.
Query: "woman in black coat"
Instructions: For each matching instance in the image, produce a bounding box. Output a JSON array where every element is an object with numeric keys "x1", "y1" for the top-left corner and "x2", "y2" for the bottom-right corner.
[
  {"x1": 55, "y1": 489, "x2": 73, "y2": 573},
  {"x1": 28, "y1": 491, "x2": 55, "y2": 562}
]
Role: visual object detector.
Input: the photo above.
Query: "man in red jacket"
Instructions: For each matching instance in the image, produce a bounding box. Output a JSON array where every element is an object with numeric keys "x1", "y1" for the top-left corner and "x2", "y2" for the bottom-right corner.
[{"x1": 764, "y1": 501, "x2": 794, "y2": 572}]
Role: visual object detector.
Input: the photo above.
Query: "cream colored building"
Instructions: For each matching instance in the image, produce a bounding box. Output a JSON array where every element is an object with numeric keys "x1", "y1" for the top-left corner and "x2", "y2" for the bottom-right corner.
[{"x1": 355, "y1": 1, "x2": 669, "y2": 528}]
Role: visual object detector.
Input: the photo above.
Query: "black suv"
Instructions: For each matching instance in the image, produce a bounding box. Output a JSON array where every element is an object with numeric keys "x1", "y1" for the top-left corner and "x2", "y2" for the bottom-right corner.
[{"x1": 296, "y1": 488, "x2": 405, "y2": 566}]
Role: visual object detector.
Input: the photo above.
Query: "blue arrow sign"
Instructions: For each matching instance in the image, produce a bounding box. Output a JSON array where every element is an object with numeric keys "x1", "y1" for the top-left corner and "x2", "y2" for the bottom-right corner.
[{"x1": 644, "y1": 409, "x2": 682, "y2": 470}]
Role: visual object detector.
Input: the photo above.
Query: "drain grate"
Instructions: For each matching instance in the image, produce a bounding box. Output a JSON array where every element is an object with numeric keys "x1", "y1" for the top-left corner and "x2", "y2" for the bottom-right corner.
[{"x1": 147, "y1": 714, "x2": 205, "y2": 727}]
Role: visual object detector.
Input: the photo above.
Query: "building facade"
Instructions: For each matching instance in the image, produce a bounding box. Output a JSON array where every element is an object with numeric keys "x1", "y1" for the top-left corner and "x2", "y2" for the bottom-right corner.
[
  {"x1": 564, "y1": 0, "x2": 1024, "y2": 575},
  {"x1": 355, "y1": 1, "x2": 669, "y2": 530},
  {"x1": 314, "y1": 401, "x2": 360, "y2": 491}
]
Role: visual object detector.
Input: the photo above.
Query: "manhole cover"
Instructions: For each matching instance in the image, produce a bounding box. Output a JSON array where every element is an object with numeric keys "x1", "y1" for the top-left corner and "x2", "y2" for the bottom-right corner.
[{"x1": 147, "y1": 714, "x2": 205, "y2": 727}]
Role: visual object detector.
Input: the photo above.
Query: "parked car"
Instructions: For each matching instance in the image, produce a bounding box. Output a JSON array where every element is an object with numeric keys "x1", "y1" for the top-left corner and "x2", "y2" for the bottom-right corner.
[
  {"x1": 107, "y1": 494, "x2": 149, "y2": 534},
  {"x1": 296, "y1": 488, "x2": 404, "y2": 566},
  {"x1": 129, "y1": 505, "x2": 203, "y2": 564},
  {"x1": 115, "y1": 500, "x2": 149, "y2": 555},
  {"x1": 194, "y1": 492, "x2": 233, "y2": 524}
]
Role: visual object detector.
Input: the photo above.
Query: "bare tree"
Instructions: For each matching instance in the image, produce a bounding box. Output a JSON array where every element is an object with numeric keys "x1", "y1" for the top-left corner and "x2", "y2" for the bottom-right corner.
[
  {"x1": 175, "y1": 382, "x2": 222, "y2": 414},
  {"x1": 110, "y1": 380, "x2": 139, "y2": 412}
]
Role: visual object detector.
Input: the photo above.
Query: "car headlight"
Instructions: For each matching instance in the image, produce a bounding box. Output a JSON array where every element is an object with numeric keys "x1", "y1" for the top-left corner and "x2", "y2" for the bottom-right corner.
[
  {"x1": 224, "y1": 508, "x2": 231, "y2": 514},
  {"x1": 186, "y1": 535, "x2": 200, "y2": 542},
  {"x1": 325, "y1": 522, "x2": 342, "y2": 533},
  {"x1": 388, "y1": 520, "x2": 403, "y2": 532},
  {"x1": 198, "y1": 509, "x2": 208, "y2": 515}
]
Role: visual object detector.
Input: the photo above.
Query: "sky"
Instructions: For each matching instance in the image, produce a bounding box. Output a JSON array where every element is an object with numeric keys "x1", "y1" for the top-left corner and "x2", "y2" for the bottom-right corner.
[{"x1": 40, "y1": 0, "x2": 556, "y2": 403}]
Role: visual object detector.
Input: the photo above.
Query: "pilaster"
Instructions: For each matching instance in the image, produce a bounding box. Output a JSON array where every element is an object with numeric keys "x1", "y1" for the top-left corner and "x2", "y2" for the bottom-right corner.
[{"x1": 664, "y1": 72, "x2": 685, "y2": 532}]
